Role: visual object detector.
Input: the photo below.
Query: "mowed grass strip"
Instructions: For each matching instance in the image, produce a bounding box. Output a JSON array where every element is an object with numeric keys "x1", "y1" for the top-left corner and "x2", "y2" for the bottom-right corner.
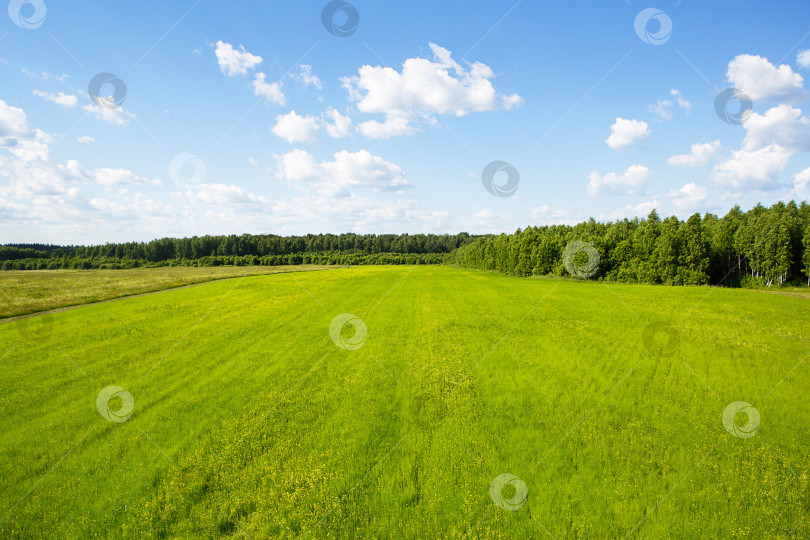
[
  {"x1": 0, "y1": 266, "x2": 808, "y2": 538},
  {"x1": 0, "y1": 265, "x2": 336, "y2": 318}
]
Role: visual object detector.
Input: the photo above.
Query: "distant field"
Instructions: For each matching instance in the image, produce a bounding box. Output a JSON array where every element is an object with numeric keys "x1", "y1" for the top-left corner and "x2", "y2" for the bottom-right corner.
[
  {"x1": 0, "y1": 266, "x2": 808, "y2": 538},
  {"x1": 0, "y1": 265, "x2": 334, "y2": 318}
]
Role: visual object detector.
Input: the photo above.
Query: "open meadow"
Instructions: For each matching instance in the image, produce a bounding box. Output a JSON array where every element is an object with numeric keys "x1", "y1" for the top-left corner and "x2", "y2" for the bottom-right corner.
[
  {"x1": 0, "y1": 265, "x2": 334, "y2": 319},
  {"x1": 0, "y1": 265, "x2": 808, "y2": 538}
]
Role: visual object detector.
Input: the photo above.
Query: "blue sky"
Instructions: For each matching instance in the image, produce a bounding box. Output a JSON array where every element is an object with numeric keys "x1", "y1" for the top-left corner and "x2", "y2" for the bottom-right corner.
[{"x1": 1, "y1": 0, "x2": 809, "y2": 244}]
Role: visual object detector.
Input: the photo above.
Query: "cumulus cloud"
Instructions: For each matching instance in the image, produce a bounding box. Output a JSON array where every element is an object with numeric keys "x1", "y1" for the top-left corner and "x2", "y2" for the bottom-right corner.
[
  {"x1": 727, "y1": 54, "x2": 806, "y2": 103},
  {"x1": 712, "y1": 144, "x2": 790, "y2": 191},
  {"x1": 799, "y1": 50, "x2": 810, "y2": 70},
  {"x1": 791, "y1": 167, "x2": 810, "y2": 199},
  {"x1": 0, "y1": 99, "x2": 155, "y2": 202},
  {"x1": 0, "y1": 100, "x2": 443, "y2": 240},
  {"x1": 33, "y1": 90, "x2": 78, "y2": 109},
  {"x1": 0, "y1": 100, "x2": 31, "y2": 138},
  {"x1": 358, "y1": 117, "x2": 414, "y2": 139},
  {"x1": 77, "y1": 136, "x2": 95, "y2": 144},
  {"x1": 272, "y1": 111, "x2": 320, "y2": 143},
  {"x1": 742, "y1": 104, "x2": 810, "y2": 153},
  {"x1": 323, "y1": 108, "x2": 352, "y2": 138},
  {"x1": 341, "y1": 42, "x2": 522, "y2": 139},
  {"x1": 82, "y1": 104, "x2": 136, "y2": 125},
  {"x1": 667, "y1": 182, "x2": 708, "y2": 211},
  {"x1": 667, "y1": 141, "x2": 722, "y2": 167},
  {"x1": 606, "y1": 118, "x2": 651, "y2": 150},
  {"x1": 253, "y1": 73, "x2": 285, "y2": 105},
  {"x1": 587, "y1": 165, "x2": 650, "y2": 197},
  {"x1": 709, "y1": 100, "x2": 810, "y2": 195},
  {"x1": 214, "y1": 41, "x2": 262, "y2": 76},
  {"x1": 275, "y1": 149, "x2": 410, "y2": 196}
]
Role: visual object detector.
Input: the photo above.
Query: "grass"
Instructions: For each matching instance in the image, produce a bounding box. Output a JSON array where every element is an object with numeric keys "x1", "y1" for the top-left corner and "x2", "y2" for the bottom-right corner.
[
  {"x1": 0, "y1": 266, "x2": 808, "y2": 538},
  {"x1": 0, "y1": 265, "x2": 335, "y2": 318}
]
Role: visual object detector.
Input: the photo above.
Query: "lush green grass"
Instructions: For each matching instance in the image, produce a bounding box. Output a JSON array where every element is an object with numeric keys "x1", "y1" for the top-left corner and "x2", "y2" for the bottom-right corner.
[
  {"x1": 0, "y1": 265, "x2": 335, "y2": 318},
  {"x1": 0, "y1": 266, "x2": 808, "y2": 538}
]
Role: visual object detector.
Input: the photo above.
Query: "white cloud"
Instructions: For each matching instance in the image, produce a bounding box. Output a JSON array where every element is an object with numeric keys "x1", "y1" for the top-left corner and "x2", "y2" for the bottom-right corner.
[
  {"x1": 667, "y1": 141, "x2": 721, "y2": 167},
  {"x1": 0, "y1": 131, "x2": 70, "y2": 198},
  {"x1": 0, "y1": 100, "x2": 31, "y2": 138},
  {"x1": 608, "y1": 199, "x2": 660, "y2": 221},
  {"x1": 710, "y1": 100, "x2": 810, "y2": 195},
  {"x1": 265, "y1": 194, "x2": 449, "y2": 235},
  {"x1": 502, "y1": 93, "x2": 524, "y2": 109},
  {"x1": 0, "y1": 99, "x2": 158, "y2": 207},
  {"x1": 667, "y1": 182, "x2": 708, "y2": 211},
  {"x1": 214, "y1": 40, "x2": 262, "y2": 76},
  {"x1": 89, "y1": 194, "x2": 172, "y2": 219},
  {"x1": 0, "y1": 198, "x2": 31, "y2": 221},
  {"x1": 186, "y1": 183, "x2": 269, "y2": 205},
  {"x1": 727, "y1": 54, "x2": 806, "y2": 103},
  {"x1": 742, "y1": 104, "x2": 810, "y2": 153},
  {"x1": 671, "y1": 89, "x2": 692, "y2": 113},
  {"x1": 253, "y1": 73, "x2": 285, "y2": 105},
  {"x1": 531, "y1": 205, "x2": 584, "y2": 226},
  {"x1": 649, "y1": 100, "x2": 673, "y2": 121},
  {"x1": 275, "y1": 149, "x2": 410, "y2": 196},
  {"x1": 296, "y1": 65, "x2": 322, "y2": 89},
  {"x1": 323, "y1": 108, "x2": 352, "y2": 138},
  {"x1": 77, "y1": 136, "x2": 95, "y2": 144},
  {"x1": 649, "y1": 89, "x2": 691, "y2": 120},
  {"x1": 791, "y1": 167, "x2": 810, "y2": 199},
  {"x1": 22, "y1": 68, "x2": 69, "y2": 82},
  {"x1": 799, "y1": 50, "x2": 810, "y2": 70},
  {"x1": 606, "y1": 118, "x2": 651, "y2": 150},
  {"x1": 272, "y1": 111, "x2": 320, "y2": 143},
  {"x1": 712, "y1": 144, "x2": 790, "y2": 192},
  {"x1": 341, "y1": 42, "x2": 522, "y2": 139},
  {"x1": 33, "y1": 90, "x2": 78, "y2": 109},
  {"x1": 92, "y1": 168, "x2": 161, "y2": 187},
  {"x1": 358, "y1": 117, "x2": 414, "y2": 139},
  {"x1": 82, "y1": 104, "x2": 136, "y2": 125},
  {"x1": 463, "y1": 209, "x2": 507, "y2": 230},
  {"x1": 587, "y1": 165, "x2": 650, "y2": 197}
]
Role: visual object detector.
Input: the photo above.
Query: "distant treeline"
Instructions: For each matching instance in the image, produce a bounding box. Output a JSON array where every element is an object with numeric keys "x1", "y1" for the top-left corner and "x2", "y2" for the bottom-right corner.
[
  {"x1": 0, "y1": 233, "x2": 471, "y2": 270},
  {"x1": 448, "y1": 201, "x2": 810, "y2": 287},
  {"x1": 4, "y1": 202, "x2": 810, "y2": 287}
]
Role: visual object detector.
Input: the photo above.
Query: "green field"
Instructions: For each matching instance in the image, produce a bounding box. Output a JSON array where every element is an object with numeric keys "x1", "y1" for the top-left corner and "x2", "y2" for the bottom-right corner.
[
  {"x1": 0, "y1": 266, "x2": 808, "y2": 538},
  {"x1": 0, "y1": 265, "x2": 334, "y2": 318}
]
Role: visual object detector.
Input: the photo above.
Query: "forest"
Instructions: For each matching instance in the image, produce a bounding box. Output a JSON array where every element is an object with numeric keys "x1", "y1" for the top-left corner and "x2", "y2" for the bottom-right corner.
[
  {"x1": 2, "y1": 201, "x2": 809, "y2": 288},
  {"x1": 0, "y1": 233, "x2": 471, "y2": 270},
  {"x1": 450, "y1": 201, "x2": 810, "y2": 287}
]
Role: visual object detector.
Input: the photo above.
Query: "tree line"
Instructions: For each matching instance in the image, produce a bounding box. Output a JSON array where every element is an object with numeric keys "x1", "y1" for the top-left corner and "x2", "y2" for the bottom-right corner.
[
  {"x1": 448, "y1": 201, "x2": 810, "y2": 287},
  {"x1": 0, "y1": 233, "x2": 471, "y2": 270},
  {"x1": 3, "y1": 202, "x2": 809, "y2": 288}
]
